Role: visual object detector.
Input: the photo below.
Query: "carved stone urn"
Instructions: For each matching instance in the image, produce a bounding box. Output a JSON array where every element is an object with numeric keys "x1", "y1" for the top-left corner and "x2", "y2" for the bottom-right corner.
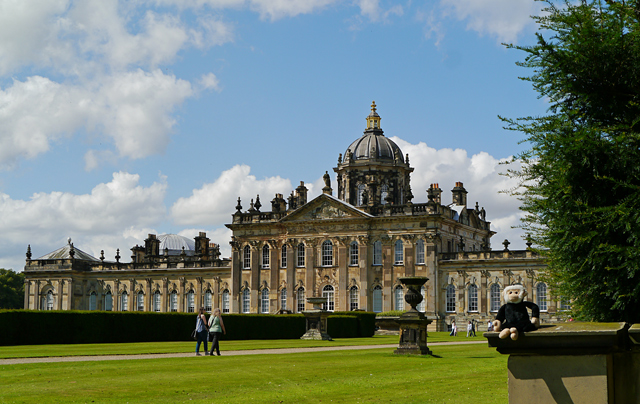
[
  {"x1": 300, "y1": 296, "x2": 332, "y2": 341},
  {"x1": 394, "y1": 276, "x2": 432, "y2": 355}
]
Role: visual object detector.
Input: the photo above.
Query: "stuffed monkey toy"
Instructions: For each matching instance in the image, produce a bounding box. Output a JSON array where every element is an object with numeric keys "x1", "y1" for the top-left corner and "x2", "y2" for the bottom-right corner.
[{"x1": 493, "y1": 284, "x2": 540, "y2": 340}]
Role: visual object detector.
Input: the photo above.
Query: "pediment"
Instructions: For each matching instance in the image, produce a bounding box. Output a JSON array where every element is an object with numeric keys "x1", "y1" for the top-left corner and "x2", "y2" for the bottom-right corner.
[{"x1": 281, "y1": 194, "x2": 372, "y2": 222}]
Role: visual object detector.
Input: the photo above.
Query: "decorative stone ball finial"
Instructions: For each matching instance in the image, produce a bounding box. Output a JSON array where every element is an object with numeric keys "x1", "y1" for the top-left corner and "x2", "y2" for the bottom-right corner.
[
  {"x1": 26, "y1": 245, "x2": 32, "y2": 260},
  {"x1": 100, "y1": 250, "x2": 105, "y2": 262},
  {"x1": 254, "y1": 195, "x2": 261, "y2": 212},
  {"x1": 236, "y1": 197, "x2": 242, "y2": 212},
  {"x1": 503, "y1": 239, "x2": 511, "y2": 251},
  {"x1": 115, "y1": 249, "x2": 121, "y2": 263}
]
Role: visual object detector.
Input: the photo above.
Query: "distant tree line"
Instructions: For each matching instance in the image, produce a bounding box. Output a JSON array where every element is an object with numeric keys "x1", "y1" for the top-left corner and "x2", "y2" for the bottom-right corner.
[{"x1": 0, "y1": 269, "x2": 24, "y2": 310}]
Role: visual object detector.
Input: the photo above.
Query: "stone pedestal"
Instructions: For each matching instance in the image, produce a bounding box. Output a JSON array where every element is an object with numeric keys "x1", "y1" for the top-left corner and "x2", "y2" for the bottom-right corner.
[
  {"x1": 300, "y1": 297, "x2": 332, "y2": 341},
  {"x1": 394, "y1": 276, "x2": 432, "y2": 355},
  {"x1": 486, "y1": 322, "x2": 640, "y2": 404}
]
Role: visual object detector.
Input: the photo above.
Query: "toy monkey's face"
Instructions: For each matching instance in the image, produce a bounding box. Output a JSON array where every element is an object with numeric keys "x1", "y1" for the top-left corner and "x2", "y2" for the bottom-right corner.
[{"x1": 504, "y1": 286, "x2": 525, "y2": 304}]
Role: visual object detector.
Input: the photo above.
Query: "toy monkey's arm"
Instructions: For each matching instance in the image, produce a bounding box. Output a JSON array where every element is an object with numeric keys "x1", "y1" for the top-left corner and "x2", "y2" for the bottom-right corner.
[{"x1": 524, "y1": 301, "x2": 540, "y2": 327}]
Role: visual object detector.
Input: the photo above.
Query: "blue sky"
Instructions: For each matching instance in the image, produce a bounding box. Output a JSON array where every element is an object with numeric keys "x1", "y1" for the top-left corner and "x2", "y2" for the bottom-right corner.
[{"x1": 0, "y1": 0, "x2": 548, "y2": 271}]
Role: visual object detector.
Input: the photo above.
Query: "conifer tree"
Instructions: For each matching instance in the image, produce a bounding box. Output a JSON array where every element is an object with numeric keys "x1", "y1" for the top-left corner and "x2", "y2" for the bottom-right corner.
[{"x1": 503, "y1": 0, "x2": 640, "y2": 322}]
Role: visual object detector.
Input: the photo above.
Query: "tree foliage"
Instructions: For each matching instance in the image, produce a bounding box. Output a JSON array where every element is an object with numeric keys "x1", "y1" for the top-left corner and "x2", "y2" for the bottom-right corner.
[
  {"x1": 0, "y1": 269, "x2": 25, "y2": 309},
  {"x1": 503, "y1": 0, "x2": 640, "y2": 322}
]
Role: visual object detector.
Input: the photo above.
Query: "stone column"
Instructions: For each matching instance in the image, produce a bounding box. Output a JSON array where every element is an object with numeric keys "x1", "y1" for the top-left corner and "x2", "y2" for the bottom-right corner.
[
  {"x1": 162, "y1": 278, "x2": 169, "y2": 312},
  {"x1": 23, "y1": 280, "x2": 30, "y2": 310},
  {"x1": 304, "y1": 239, "x2": 316, "y2": 307},
  {"x1": 425, "y1": 237, "x2": 438, "y2": 315},
  {"x1": 337, "y1": 238, "x2": 348, "y2": 311},
  {"x1": 382, "y1": 237, "x2": 393, "y2": 312},
  {"x1": 114, "y1": 279, "x2": 120, "y2": 311},
  {"x1": 269, "y1": 241, "x2": 278, "y2": 312},
  {"x1": 230, "y1": 241, "x2": 241, "y2": 313},
  {"x1": 146, "y1": 278, "x2": 153, "y2": 312},
  {"x1": 359, "y1": 236, "x2": 369, "y2": 311},
  {"x1": 480, "y1": 270, "x2": 489, "y2": 315},
  {"x1": 286, "y1": 240, "x2": 295, "y2": 312},
  {"x1": 196, "y1": 277, "x2": 203, "y2": 311},
  {"x1": 178, "y1": 277, "x2": 185, "y2": 312},
  {"x1": 250, "y1": 241, "x2": 260, "y2": 313},
  {"x1": 34, "y1": 280, "x2": 41, "y2": 310},
  {"x1": 404, "y1": 236, "x2": 415, "y2": 277}
]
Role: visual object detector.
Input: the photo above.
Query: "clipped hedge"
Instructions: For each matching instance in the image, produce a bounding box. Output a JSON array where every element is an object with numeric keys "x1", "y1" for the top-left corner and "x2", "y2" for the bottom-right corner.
[{"x1": 0, "y1": 309, "x2": 374, "y2": 346}]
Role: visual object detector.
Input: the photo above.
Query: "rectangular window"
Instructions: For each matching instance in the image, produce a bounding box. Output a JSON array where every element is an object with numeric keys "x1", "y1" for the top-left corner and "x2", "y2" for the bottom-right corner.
[
  {"x1": 281, "y1": 245, "x2": 287, "y2": 268},
  {"x1": 243, "y1": 246, "x2": 251, "y2": 269},
  {"x1": 222, "y1": 290, "x2": 230, "y2": 313},
  {"x1": 373, "y1": 241, "x2": 382, "y2": 266},
  {"x1": 153, "y1": 292, "x2": 161, "y2": 312},
  {"x1": 468, "y1": 286, "x2": 478, "y2": 312},
  {"x1": 280, "y1": 288, "x2": 287, "y2": 310},
  {"x1": 416, "y1": 240, "x2": 425, "y2": 264},
  {"x1": 170, "y1": 292, "x2": 178, "y2": 312},
  {"x1": 372, "y1": 286, "x2": 382, "y2": 313},
  {"x1": 187, "y1": 292, "x2": 195, "y2": 313},
  {"x1": 297, "y1": 288, "x2": 305, "y2": 313},
  {"x1": 121, "y1": 293, "x2": 128, "y2": 311},
  {"x1": 205, "y1": 291, "x2": 212, "y2": 312},
  {"x1": 322, "y1": 242, "x2": 333, "y2": 267},
  {"x1": 297, "y1": 244, "x2": 305, "y2": 267},
  {"x1": 262, "y1": 246, "x2": 270, "y2": 268},
  {"x1": 105, "y1": 293, "x2": 113, "y2": 311},
  {"x1": 394, "y1": 240, "x2": 403, "y2": 265},
  {"x1": 242, "y1": 290, "x2": 250, "y2": 313},
  {"x1": 349, "y1": 288, "x2": 358, "y2": 311},
  {"x1": 350, "y1": 243, "x2": 358, "y2": 266},
  {"x1": 137, "y1": 293, "x2": 144, "y2": 312}
]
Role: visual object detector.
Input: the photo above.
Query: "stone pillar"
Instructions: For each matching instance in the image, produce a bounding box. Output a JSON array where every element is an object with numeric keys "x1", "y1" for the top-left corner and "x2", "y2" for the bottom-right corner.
[
  {"x1": 425, "y1": 240, "x2": 437, "y2": 315},
  {"x1": 23, "y1": 280, "x2": 30, "y2": 310},
  {"x1": 230, "y1": 242, "x2": 241, "y2": 313},
  {"x1": 404, "y1": 237, "x2": 415, "y2": 277},
  {"x1": 250, "y1": 242, "x2": 260, "y2": 313},
  {"x1": 286, "y1": 241, "x2": 295, "y2": 312},
  {"x1": 162, "y1": 278, "x2": 169, "y2": 312},
  {"x1": 304, "y1": 239, "x2": 315, "y2": 306},
  {"x1": 382, "y1": 238, "x2": 393, "y2": 312},
  {"x1": 359, "y1": 238, "x2": 369, "y2": 311},
  {"x1": 34, "y1": 280, "x2": 41, "y2": 310},
  {"x1": 178, "y1": 278, "x2": 185, "y2": 312},
  {"x1": 486, "y1": 322, "x2": 637, "y2": 404},
  {"x1": 196, "y1": 277, "x2": 203, "y2": 311},
  {"x1": 337, "y1": 238, "x2": 348, "y2": 311},
  {"x1": 269, "y1": 242, "x2": 278, "y2": 312},
  {"x1": 480, "y1": 270, "x2": 489, "y2": 315},
  {"x1": 146, "y1": 278, "x2": 152, "y2": 312}
]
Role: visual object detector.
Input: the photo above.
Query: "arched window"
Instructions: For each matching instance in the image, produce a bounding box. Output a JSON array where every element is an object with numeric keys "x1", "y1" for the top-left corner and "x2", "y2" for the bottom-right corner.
[
  {"x1": 242, "y1": 289, "x2": 250, "y2": 313},
  {"x1": 559, "y1": 298, "x2": 571, "y2": 311},
  {"x1": 89, "y1": 291, "x2": 97, "y2": 311},
  {"x1": 204, "y1": 290, "x2": 213, "y2": 312},
  {"x1": 153, "y1": 290, "x2": 161, "y2": 312},
  {"x1": 297, "y1": 287, "x2": 305, "y2": 313},
  {"x1": 446, "y1": 284, "x2": 456, "y2": 312},
  {"x1": 46, "y1": 290, "x2": 54, "y2": 311},
  {"x1": 322, "y1": 285, "x2": 335, "y2": 312},
  {"x1": 280, "y1": 288, "x2": 287, "y2": 310},
  {"x1": 394, "y1": 286, "x2": 404, "y2": 311},
  {"x1": 322, "y1": 240, "x2": 333, "y2": 266},
  {"x1": 297, "y1": 243, "x2": 305, "y2": 267},
  {"x1": 281, "y1": 245, "x2": 287, "y2": 268},
  {"x1": 260, "y1": 288, "x2": 269, "y2": 314},
  {"x1": 417, "y1": 286, "x2": 426, "y2": 312},
  {"x1": 357, "y1": 183, "x2": 366, "y2": 206},
  {"x1": 137, "y1": 291, "x2": 145, "y2": 311},
  {"x1": 536, "y1": 283, "x2": 548, "y2": 311},
  {"x1": 105, "y1": 291, "x2": 113, "y2": 311},
  {"x1": 222, "y1": 289, "x2": 230, "y2": 313},
  {"x1": 380, "y1": 184, "x2": 388, "y2": 205},
  {"x1": 373, "y1": 240, "x2": 382, "y2": 266},
  {"x1": 121, "y1": 291, "x2": 129, "y2": 311},
  {"x1": 349, "y1": 286, "x2": 359, "y2": 311},
  {"x1": 394, "y1": 240, "x2": 403, "y2": 264},
  {"x1": 372, "y1": 285, "x2": 383, "y2": 313},
  {"x1": 349, "y1": 241, "x2": 359, "y2": 266},
  {"x1": 243, "y1": 245, "x2": 251, "y2": 269},
  {"x1": 262, "y1": 245, "x2": 270, "y2": 268},
  {"x1": 186, "y1": 291, "x2": 195, "y2": 313},
  {"x1": 170, "y1": 290, "x2": 178, "y2": 312},
  {"x1": 490, "y1": 284, "x2": 501, "y2": 312},
  {"x1": 468, "y1": 284, "x2": 478, "y2": 312},
  {"x1": 416, "y1": 239, "x2": 425, "y2": 264}
]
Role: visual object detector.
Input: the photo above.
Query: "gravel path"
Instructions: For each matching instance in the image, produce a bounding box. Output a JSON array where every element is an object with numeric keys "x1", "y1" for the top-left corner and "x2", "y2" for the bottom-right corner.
[{"x1": 0, "y1": 340, "x2": 487, "y2": 365}]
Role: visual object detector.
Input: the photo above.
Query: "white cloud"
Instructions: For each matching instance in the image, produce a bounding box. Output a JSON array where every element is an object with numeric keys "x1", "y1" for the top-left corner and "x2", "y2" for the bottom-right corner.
[
  {"x1": 199, "y1": 72, "x2": 221, "y2": 92},
  {"x1": 0, "y1": 70, "x2": 192, "y2": 167},
  {"x1": 392, "y1": 137, "x2": 526, "y2": 249},
  {"x1": 0, "y1": 172, "x2": 167, "y2": 270},
  {"x1": 439, "y1": 0, "x2": 541, "y2": 44},
  {"x1": 171, "y1": 164, "x2": 292, "y2": 226}
]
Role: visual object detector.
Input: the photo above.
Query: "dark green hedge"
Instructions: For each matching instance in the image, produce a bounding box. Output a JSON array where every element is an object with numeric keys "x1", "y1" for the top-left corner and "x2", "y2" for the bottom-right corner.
[{"x1": 0, "y1": 309, "x2": 375, "y2": 346}]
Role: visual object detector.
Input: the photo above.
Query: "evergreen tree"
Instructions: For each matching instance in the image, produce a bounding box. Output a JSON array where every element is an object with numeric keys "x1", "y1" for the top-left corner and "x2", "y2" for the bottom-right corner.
[
  {"x1": 503, "y1": 0, "x2": 640, "y2": 322},
  {"x1": 0, "y1": 269, "x2": 25, "y2": 309}
]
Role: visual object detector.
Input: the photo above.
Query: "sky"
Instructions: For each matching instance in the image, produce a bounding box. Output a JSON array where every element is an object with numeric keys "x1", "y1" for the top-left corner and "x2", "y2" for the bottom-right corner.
[{"x1": 0, "y1": 0, "x2": 550, "y2": 272}]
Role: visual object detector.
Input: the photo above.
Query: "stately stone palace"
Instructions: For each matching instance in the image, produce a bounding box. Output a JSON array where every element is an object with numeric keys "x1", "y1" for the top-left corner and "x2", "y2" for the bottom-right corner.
[{"x1": 23, "y1": 102, "x2": 564, "y2": 330}]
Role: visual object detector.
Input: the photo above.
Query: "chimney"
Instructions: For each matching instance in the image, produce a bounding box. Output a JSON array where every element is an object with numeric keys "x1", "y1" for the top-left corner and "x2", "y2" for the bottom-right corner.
[
  {"x1": 451, "y1": 182, "x2": 467, "y2": 206},
  {"x1": 296, "y1": 181, "x2": 308, "y2": 206},
  {"x1": 427, "y1": 183, "x2": 442, "y2": 204}
]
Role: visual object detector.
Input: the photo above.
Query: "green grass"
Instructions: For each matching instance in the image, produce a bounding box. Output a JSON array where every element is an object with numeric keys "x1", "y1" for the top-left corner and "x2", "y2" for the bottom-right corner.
[
  {"x1": 0, "y1": 343, "x2": 506, "y2": 404},
  {"x1": 0, "y1": 332, "x2": 487, "y2": 359}
]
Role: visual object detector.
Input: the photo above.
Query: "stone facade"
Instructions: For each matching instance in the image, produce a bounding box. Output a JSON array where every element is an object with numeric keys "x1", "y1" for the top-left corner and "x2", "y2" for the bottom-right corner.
[{"x1": 23, "y1": 102, "x2": 565, "y2": 331}]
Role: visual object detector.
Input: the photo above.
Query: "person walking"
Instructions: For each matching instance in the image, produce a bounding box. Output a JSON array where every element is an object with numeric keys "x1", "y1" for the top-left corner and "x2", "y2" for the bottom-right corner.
[
  {"x1": 471, "y1": 319, "x2": 477, "y2": 337},
  {"x1": 487, "y1": 319, "x2": 494, "y2": 332},
  {"x1": 208, "y1": 308, "x2": 227, "y2": 356},
  {"x1": 466, "y1": 320, "x2": 473, "y2": 337},
  {"x1": 449, "y1": 319, "x2": 457, "y2": 336},
  {"x1": 195, "y1": 307, "x2": 209, "y2": 356}
]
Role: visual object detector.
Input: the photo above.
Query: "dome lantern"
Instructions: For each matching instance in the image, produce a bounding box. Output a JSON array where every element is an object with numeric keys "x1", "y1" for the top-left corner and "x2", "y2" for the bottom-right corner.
[{"x1": 366, "y1": 101, "x2": 381, "y2": 130}]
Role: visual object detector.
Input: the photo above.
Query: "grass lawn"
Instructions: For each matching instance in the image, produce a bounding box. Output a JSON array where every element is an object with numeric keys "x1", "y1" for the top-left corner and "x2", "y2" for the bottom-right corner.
[
  {"x1": 0, "y1": 342, "x2": 506, "y2": 404},
  {"x1": 0, "y1": 333, "x2": 487, "y2": 359}
]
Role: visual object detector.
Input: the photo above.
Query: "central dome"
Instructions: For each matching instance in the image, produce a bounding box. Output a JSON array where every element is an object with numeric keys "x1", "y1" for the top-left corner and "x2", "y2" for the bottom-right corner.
[{"x1": 344, "y1": 101, "x2": 403, "y2": 161}]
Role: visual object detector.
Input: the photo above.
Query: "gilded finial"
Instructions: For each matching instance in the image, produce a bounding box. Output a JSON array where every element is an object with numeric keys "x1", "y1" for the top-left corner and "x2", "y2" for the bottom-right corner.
[{"x1": 371, "y1": 100, "x2": 377, "y2": 114}]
